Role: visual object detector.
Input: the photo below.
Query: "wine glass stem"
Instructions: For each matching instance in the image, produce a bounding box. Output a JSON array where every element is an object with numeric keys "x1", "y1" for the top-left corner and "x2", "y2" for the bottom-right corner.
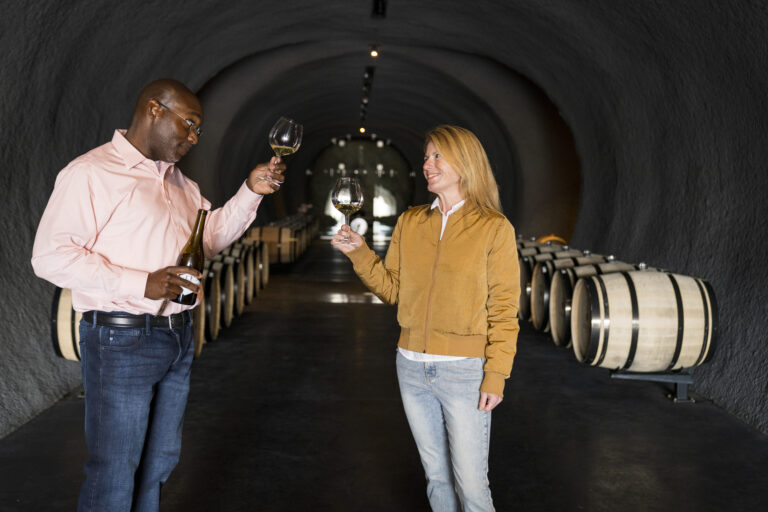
[{"x1": 344, "y1": 214, "x2": 350, "y2": 242}]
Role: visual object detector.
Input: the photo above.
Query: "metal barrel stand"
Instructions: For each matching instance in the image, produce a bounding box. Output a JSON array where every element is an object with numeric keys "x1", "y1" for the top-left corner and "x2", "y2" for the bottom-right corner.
[{"x1": 610, "y1": 371, "x2": 695, "y2": 403}]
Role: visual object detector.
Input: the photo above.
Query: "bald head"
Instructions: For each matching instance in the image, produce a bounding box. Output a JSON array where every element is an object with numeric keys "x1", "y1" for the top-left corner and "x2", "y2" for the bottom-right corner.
[
  {"x1": 125, "y1": 79, "x2": 203, "y2": 163},
  {"x1": 131, "y1": 79, "x2": 198, "y2": 123}
]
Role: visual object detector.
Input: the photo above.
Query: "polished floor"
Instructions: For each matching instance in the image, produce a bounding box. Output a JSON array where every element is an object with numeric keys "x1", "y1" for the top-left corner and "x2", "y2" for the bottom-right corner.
[{"x1": 1, "y1": 240, "x2": 767, "y2": 511}]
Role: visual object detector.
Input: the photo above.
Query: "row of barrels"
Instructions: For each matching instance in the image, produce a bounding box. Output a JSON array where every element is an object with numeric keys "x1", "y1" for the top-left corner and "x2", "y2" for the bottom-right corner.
[
  {"x1": 51, "y1": 238, "x2": 270, "y2": 361},
  {"x1": 516, "y1": 237, "x2": 718, "y2": 373},
  {"x1": 246, "y1": 214, "x2": 319, "y2": 264}
]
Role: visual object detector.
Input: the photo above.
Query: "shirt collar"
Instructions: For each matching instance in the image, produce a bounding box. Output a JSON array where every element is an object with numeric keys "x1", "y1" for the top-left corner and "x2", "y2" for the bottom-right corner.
[
  {"x1": 112, "y1": 129, "x2": 175, "y2": 176},
  {"x1": 430, "y1": 198, "x2": 466, "y2": 216}
]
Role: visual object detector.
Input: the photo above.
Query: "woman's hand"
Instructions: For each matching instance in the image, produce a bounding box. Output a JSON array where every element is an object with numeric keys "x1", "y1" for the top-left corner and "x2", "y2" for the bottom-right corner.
[
  {"x1": 478, "y1": 392, "x2": 503, "y2": 412},
  {"x1": 330, "y1": 225, "x2": 366, "y2": 254}
]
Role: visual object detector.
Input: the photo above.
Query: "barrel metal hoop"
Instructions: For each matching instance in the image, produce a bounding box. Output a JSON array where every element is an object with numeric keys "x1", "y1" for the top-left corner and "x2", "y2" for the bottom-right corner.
[
  {"x1": 594, "y1": 264, "x2": 603, "y2": 275},
  {"x1": 693, "y1": 279, "x2": 714, "y2": 366},
  {"x1": 666, "y1": 273, "x2": 685, "y2": 371},
  {"x1": 541, "y1": 263, "x2": 552, "y2": 299},
  {"x1": 524, "y1": 256, "x2": 534, "y2": 279},
  {"x1": 619, "y1": 271, "x2": 640, "y2": 370},
  {"x1": 562, "y1": 271, "x2": 575, "y2": 331},
  {"x1": 70, "y1": 306, "x2": 79, "y2": 358},
  {"x1": 50, "y1": 287, "x2": 64, "y2": 358},
  {"x1": 590, "y1": 276, "x2": 610, "y2": 365},
  {"x1": 702, "y1": 279, "x2": 718, "y2": 363}
]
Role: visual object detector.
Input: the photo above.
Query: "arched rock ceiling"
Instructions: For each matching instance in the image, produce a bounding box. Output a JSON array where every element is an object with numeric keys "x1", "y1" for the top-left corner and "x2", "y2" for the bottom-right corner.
[{"x1": 184, "y1": 45, "x2": 526, "y2": 218}]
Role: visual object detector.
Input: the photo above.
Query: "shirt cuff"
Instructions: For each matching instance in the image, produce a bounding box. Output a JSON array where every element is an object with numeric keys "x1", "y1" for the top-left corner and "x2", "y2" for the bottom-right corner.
[
  {"x1": 119, "y1": 268, "x2": 150, "y2": 299},
  {"x1": 238, "y1": 180, "x2": 264, "y2": 205}
]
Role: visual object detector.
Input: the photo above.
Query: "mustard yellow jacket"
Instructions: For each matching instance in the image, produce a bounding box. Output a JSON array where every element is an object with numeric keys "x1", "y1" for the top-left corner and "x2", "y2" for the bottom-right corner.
[{"x1": 347, "y1": 204, "x2": 520, "y2": 395}]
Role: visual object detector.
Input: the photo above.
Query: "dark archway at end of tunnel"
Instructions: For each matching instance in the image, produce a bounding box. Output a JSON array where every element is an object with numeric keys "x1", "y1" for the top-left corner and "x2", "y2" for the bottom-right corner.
[{"x1": 182, "y1": 43, "x2": 582, "y2": 241}]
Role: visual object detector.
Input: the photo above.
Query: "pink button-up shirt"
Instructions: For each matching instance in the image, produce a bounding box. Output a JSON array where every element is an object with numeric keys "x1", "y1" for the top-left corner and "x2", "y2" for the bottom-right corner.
[{"x1": 32, "y1": 130, "x2": 263, "y2": 315}]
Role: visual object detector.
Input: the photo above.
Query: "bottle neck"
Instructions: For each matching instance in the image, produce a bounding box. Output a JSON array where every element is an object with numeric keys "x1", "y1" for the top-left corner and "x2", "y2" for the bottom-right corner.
[{"x1": 189, "y1": 209, "x2": 208, "y2": 246}]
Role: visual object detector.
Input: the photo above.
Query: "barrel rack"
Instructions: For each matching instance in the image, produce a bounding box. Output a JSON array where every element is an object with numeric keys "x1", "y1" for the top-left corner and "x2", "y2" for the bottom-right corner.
[{"x1": 610, "y1": 371, "x2": 695, "y2": 403}]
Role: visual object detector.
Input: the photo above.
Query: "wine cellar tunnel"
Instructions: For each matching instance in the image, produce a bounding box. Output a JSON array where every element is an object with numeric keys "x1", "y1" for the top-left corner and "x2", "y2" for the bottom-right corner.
[{"x1": 1, "y1": 1, "x2": 768, "y2": 507}]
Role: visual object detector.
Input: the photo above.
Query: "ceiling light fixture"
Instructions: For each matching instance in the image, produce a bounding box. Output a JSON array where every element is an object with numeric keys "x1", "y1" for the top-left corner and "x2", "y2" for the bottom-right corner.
[{"x1": 372, "y1": 0, "x2": 387, "y2": 18}]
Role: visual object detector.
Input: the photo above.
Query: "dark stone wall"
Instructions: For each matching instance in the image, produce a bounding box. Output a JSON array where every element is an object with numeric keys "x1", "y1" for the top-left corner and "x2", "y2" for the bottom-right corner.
[{"x1": 1, "y1": 1, "x2": 767, "y2": 437}]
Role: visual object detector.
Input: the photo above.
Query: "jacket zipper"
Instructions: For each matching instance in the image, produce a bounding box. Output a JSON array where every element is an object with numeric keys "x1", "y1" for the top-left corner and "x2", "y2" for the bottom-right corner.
[{"x1": 423, "y1": 224, "x2": 442, "y2": 353}]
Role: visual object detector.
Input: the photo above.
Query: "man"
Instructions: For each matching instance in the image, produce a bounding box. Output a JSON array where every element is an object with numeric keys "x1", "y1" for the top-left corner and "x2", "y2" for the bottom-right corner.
[{"x1": 31, "y1": 79, "x2": 285, "y2": 512}]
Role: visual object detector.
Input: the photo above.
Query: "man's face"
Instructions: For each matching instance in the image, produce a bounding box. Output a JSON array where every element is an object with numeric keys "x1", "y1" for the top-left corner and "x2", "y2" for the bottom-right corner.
[{"x1": 149, "y1": 94, "x2": 203, "y2": 163}]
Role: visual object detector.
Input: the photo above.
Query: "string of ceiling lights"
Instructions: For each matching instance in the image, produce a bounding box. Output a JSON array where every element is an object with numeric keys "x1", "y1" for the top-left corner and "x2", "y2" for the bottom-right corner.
[{"x1": 360, "y1": 0, "x2": 386, "y2": 134}]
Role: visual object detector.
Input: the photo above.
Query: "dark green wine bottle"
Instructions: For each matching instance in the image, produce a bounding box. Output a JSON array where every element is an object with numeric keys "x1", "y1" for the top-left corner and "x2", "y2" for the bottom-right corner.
[{"x1": 172, "y1": 209, "x2": 208, "y2": 305}]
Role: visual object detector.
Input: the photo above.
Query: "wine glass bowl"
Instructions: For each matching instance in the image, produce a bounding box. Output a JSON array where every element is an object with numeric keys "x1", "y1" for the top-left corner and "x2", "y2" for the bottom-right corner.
[
  {"x1": 332, "y1": 177, "x2": 364, "y2": 244},
  {"x1": 269, "y1": 117, "x2": 303, "y2": 157},
  {"x1": 258, "y1": 117, "x2": 303, "y2": 184}
]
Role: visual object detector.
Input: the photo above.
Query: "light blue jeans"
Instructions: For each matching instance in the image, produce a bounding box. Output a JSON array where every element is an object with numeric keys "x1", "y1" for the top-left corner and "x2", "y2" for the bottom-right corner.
[
  {"x1": 396, "y1": 352, "x2": 495, "y2": 512},
  {"x1": 77, "y1": 313, "x2": 194, "y2": 512}
]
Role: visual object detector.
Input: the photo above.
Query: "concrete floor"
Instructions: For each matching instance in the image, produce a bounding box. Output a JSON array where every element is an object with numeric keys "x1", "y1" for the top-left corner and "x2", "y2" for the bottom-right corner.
[{"x1": 1, "y1": 240, "x2": 767, "y2": 511}]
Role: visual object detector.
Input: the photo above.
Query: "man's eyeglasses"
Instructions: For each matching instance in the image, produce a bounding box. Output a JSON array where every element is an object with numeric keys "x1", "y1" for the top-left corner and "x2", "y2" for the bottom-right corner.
[{"x1": 152, "y1": 98, "x2": 202, "y2": 137}]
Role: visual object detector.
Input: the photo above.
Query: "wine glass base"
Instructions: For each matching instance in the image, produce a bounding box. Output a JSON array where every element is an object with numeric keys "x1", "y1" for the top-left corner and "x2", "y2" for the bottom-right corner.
[{"x1": 255, "y1": 176, "x2": 281, "y2": 186}]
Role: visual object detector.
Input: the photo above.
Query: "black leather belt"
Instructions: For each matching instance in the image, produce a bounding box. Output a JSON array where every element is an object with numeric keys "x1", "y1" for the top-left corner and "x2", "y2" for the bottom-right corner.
[{"x1": 83, "y1": 310, "x2": 192, "y2": 329}]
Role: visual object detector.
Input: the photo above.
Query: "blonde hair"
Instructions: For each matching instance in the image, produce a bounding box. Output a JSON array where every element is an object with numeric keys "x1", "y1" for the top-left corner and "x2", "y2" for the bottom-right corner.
[{"x1": 425, "y1": 125, "x2": 502, "y2": 215}]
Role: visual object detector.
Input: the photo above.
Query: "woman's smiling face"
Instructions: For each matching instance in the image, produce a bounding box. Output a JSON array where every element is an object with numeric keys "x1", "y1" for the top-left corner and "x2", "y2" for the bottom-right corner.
[{"x1": 423, "y1": 141, "x2": 461, "y2": 197}]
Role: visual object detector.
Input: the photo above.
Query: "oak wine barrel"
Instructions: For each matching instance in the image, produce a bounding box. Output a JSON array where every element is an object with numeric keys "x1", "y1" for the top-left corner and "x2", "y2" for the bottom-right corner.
[
  {"x1": 549, "y1": 261, "x2": 648, "y2": 347},
  {"x1": 249, "y1": 240, "x2": 261, "y2": 296},
  {"x1": 518, "y1": 245, "x2": 577, "y2": 321},
  {"x1": 537, "y1": 234, "x2": 568, "y2": 245},
  {"x1": 231, "y1": 242, "x2": 257, "y2": 304},
  {"x1": 516, "y1": 237, "x2": 546, "y2": 250},
  {"x1": 268, "y1": 226, "x2": 295, "y2": 263},
  {"x1": 213, "y1": 256, "x2": 235, "y2": 328},
  {"x1": 51, "y1": 287, "x2": 82, "y2": 361},
  {"x1": 530, "y1": 253, "x2": 610, "y2": 332},
  {"x1": 571, "y1": 271, "x2": 717, "y2": 372},
  {"x1": 192, "y1": 285, "x2": 206, "y2": 359},
  {"x1": 219, "y1": 251, "x2": 246, "y2": 316},
  {"x1": 258, "y1": 240, "x2": 270, "y2": 287},
  {"x1": 204, "y1": 261, "x2": 222, "y2": 341}
]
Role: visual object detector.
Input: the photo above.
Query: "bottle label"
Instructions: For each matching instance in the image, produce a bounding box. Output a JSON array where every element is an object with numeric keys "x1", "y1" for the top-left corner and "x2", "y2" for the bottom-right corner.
[{"x1": 179, "y1": 273, "x2": 200, "y2": 296}]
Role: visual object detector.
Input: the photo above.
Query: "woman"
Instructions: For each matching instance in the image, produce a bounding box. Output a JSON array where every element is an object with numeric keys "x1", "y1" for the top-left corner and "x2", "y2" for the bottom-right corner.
[{"x1": 332, "y1": 125, "x2": 520, "y2": 511}]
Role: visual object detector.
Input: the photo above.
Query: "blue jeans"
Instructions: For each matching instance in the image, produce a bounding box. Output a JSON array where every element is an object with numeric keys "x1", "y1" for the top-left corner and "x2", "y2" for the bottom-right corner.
[
  {"x1": 77, "y1": 314, "x2": 194, "y2": 512},
  {"x1": 396, "y1": 352, "x2": 495, "y2": 512}
]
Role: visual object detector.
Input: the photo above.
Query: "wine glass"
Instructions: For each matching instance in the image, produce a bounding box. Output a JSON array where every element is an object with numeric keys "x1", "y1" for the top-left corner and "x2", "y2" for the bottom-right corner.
[
  {"x1": 258, "y1": 117, "x2": 303, "y2": 184},
  {"x1": 332, "y1": 177, "x2": 364, "y2": 244}
]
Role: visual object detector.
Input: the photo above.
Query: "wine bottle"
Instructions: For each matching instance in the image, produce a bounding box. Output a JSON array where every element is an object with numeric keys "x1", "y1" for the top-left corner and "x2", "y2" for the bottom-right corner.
[{"x1": 172, "y1": 209, "x2": 208, "y2": 305}]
